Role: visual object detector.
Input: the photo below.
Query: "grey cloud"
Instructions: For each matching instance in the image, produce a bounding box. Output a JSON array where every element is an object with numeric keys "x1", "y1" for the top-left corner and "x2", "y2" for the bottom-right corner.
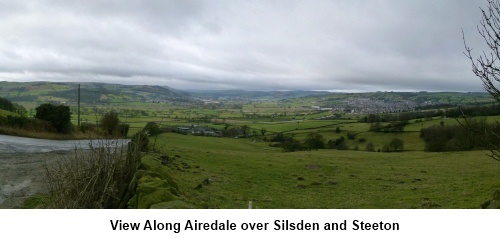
[{"x1": 0, "y1": 0, "x2": 493, "y2": 92}]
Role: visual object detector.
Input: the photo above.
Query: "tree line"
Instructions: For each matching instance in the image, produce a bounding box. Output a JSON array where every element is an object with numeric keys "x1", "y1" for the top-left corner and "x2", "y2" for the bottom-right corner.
[
  {"x1": 267, "y1": 132, "x2": 404, "y2": 153},
  {"x1": 0, "y1": 97, "x2": 128, "y2": 137},
  {"x1": 420, "y1": 118, "x2": 500, "y2": 152},
  {"x1": 361, "y1": 104, "x2": 499, "y2": 123}
]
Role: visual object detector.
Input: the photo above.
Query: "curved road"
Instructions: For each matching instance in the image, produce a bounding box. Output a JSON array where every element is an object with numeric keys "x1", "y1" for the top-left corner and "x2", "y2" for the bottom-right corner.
[
  {"x1": 0, "y1": 134, "x2": 129, "y2": 153},
  {"x1": 0, "y1": 134, "x2": 130, "y2": 208}
]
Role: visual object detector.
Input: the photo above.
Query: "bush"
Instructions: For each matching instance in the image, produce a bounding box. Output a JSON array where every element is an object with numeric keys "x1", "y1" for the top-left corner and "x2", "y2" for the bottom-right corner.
[
  {"x1": 380, "y1": 139, "x2": 404, "y2": 152},
  {"x1": 143, "y1": 122, "x2": 160, "y2": 136},
  {"x1": 282, "y1": 139, "x2": 304, "y2": 152},
  {"x1": 0, "y1": 115, "x2": 55, "y2": 132},
  {"x1": 131, "y1": 132, "x2": 150, "y2": 152},
  {"x1": 35, "y1": 103, "x2": 72, "y2": 134},
  {"x1": 101, "y1": 111, "x2": 120, "y2": 135},
  {"x1": 365, "y1": 142, "x2": 375, "y2": 152},
  {"x1": 335, "y1": 127, "x2": 341, "y2": 133},
  {"x1": 270, "y1": 132, "x2": 291, "y2": 142},
  {"x1": 79, "y1": 122, "x2": 96, "y2": 133},
  {"x1": 118, "y1": 123, "x2": 130, "y2": 137},
  {"x1": 326, "y1": 136, "x2": 345, "y2": 149},
  {"x1": 388, "y1": 138, "x2": 404, "y2": 152},
  {"x1": 44, "y1": 138, "x2": 139, "y2": 208},
  {"x1": 303, "y1": 132, "x2": 325, "y2": 150},
  {"x1": 336, "y1": 141, "x2": 349, "y2": 150}
]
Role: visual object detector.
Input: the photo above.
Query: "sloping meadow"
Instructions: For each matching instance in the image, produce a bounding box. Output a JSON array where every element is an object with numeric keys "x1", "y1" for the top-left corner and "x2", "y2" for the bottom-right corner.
[{"x1": 133, "y1": 133, "x2": 499, "y2": 209}]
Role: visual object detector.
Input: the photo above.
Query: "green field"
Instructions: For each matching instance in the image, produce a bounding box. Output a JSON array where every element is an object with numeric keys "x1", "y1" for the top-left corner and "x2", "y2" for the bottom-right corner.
[
  {"x1": 0, "y1": 109, "x2": 18, "y2": 117},
  {"x1": 2, "y1": 82, "x2": 499, "y2": 209},
  {"x1": 142, "y1": 133, "x2": 499, "y2": 209}
]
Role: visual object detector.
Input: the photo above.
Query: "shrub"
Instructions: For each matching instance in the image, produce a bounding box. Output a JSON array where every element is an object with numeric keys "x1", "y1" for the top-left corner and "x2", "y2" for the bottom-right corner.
[
  {"x1": 131, "y1": 131, "x2": 150, "y2": 152},
  {"x1": 143, "y1": 122, "x2": 160, "y2": 136},
  {"x1": 0, "y1": 115, "x2": 55, "y2": 132},
  {"x1": 325, "y1": 139, "x2": 335, "y2": 149},
  {"x1": 336, "y1": 141, "x2": 349, "y2": 150},
  {"x1": 44, "y1": 138, "x2": 140, "y2": 208},
  {"x1": 369, "y1": 122, "x2": 382, "y2": 132},
  {"x1": 79, "y1": 122, "x2": 96, "y2": 133},
  {"x1": 35, "y1": 103, "x2": 72, "y2": 134},
  {"x1": 347, "y1": 133, "x2": 356, "y2": 140},
  {"x1": 101, "y1": 111, "x2": 120, "y2": 135},
  {"x1": 335, "y1": 127, "x2": 341, "y2": 133},
  {"x1": 270, "y1": 132, "x2": 291, "y2": 142},
  {"x1": 365, "y1": 142, "x2": 375, "y2": 152},
  {"x1": 282, "y1": 139, "x2": 304, "y2": 152},
  {"x1": 303, "y1": 132, "x2": 325, "y2": 150},
  {"x1": 326, "y1": 136, "x2": 347, "y2": 149},
  {"x1": 388, "y1": 138, "x2": 405, "y2": 152},
  {"x1": 118, "y1": 123, "x2": 130, "y2": 137}
]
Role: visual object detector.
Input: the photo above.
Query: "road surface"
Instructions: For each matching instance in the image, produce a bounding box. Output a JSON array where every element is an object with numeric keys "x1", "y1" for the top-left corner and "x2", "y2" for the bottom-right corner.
[{"x1": 0, "y1": 134, "x2": 129, "y2": 208}]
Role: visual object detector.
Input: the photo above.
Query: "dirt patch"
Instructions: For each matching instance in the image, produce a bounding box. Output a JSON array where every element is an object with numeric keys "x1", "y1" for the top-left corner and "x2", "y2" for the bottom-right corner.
[
  {"x1": 306, "y1": 164, "x2": 321, "y2": 170},
  {"x1": 0, "y1": 151, "x2": 73, "y2": 208}
]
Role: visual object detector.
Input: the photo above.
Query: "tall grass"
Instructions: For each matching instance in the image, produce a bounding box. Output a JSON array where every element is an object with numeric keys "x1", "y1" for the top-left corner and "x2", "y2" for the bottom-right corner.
[{"x1": 43, "y1": 138, "x2": 142, "y2": 208}]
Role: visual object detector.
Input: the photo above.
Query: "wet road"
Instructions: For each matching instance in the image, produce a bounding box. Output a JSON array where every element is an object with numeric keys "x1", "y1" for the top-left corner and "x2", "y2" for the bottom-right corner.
[
  {"x1": 0, "y1": 134, "x2": 129, "y2": 153},
  {"x1": 0, "y1": 134, "x2": 130, "y2": 208}
]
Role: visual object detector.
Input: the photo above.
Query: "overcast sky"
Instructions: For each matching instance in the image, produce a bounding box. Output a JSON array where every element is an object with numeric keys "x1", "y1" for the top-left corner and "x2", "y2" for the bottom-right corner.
[{"x1": 0, "y1": 0, "x2": 494, "y2": 92}]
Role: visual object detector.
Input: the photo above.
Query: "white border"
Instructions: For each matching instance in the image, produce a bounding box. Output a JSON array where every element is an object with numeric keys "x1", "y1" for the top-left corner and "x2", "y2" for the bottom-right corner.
[{"x1": 1, "y1": 209, "x2": 498, "y2": 239}]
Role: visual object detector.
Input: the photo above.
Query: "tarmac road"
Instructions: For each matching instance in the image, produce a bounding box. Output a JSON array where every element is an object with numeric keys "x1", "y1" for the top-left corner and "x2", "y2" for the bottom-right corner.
[
  {"x1": 0, "y1": 135, "x2": 129, "y2": 208},
  {"x1": 0, "y1": 134, "x2": 129, "y2": 153}
]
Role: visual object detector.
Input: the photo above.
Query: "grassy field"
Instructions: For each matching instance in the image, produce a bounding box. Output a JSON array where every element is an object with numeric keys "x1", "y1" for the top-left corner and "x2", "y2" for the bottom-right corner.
[
  {"x1": 145, "y1": 133, "x2": 500, "y2": 209},
  {"x1": 2, "y1": 82, "x2": 498, "y2": 209},
  {"x1": 0, "y1": 109, "x2": 18, "y2": 117}
]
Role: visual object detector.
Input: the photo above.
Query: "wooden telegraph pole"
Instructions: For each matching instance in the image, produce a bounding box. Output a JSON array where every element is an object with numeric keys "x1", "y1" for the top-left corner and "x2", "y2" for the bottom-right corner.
[{"x1": 78, "y1": 84, "x2": 81, "y2": 128}]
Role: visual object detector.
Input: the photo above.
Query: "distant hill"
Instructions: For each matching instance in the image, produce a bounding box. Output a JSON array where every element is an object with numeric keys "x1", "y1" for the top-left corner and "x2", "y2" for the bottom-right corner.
[
  {"x1": 187, "y1": 89, "x2": 330, "y2": 101},
  {"x1": 0, "y1": 82, "x2": 495, "y2": 114},
  {"x1": 313, "y1": 91, "x2": 494, "y2": 106},
  {"x1": 0, "y1": 81, "x2": 193, "y2": 104}
]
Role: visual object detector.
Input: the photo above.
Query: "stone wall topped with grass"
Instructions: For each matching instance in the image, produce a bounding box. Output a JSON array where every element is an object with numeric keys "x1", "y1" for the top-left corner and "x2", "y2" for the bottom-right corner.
[{"x1": 127, "y1": 154, "x2": 194, "y2": 209}]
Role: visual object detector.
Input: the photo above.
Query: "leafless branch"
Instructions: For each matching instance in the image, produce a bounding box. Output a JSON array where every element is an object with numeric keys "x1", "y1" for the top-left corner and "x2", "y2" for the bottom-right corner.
[{"x1": 463, "y1": 0, "x2": 500, "y2": 160}]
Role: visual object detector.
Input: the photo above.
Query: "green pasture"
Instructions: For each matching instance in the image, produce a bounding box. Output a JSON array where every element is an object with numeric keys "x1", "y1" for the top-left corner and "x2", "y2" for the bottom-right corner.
[
  {"x1": 405, "y1": 117, "x2": 451, "y2": 131},
  {"x1": 147, "y1": 133, "x2": 500, "y2": 209},
  {"x1": 0, "y1": 109, "x2": 18, "y2": 117},
  {"x1": 355, "y1": 132, "x2": 424, "y2": 151},
  {"x1": 245, "y1": 120, "x2": 341, "y2": 134}
]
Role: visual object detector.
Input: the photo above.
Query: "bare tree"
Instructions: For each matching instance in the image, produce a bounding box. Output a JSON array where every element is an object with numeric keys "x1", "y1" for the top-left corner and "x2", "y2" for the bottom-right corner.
[
  {"x1": 464, "y1": 0, "x2": 500, "y2": 101},
  {"x1": 463, "y1": 0, "x2": 500, "y2": 161}
]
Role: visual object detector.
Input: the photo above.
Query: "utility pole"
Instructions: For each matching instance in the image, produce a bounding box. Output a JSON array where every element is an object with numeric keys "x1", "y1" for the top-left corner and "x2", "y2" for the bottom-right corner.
[{"x1": 78, "y1": 84, "x2": 81, "y2": 128}]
